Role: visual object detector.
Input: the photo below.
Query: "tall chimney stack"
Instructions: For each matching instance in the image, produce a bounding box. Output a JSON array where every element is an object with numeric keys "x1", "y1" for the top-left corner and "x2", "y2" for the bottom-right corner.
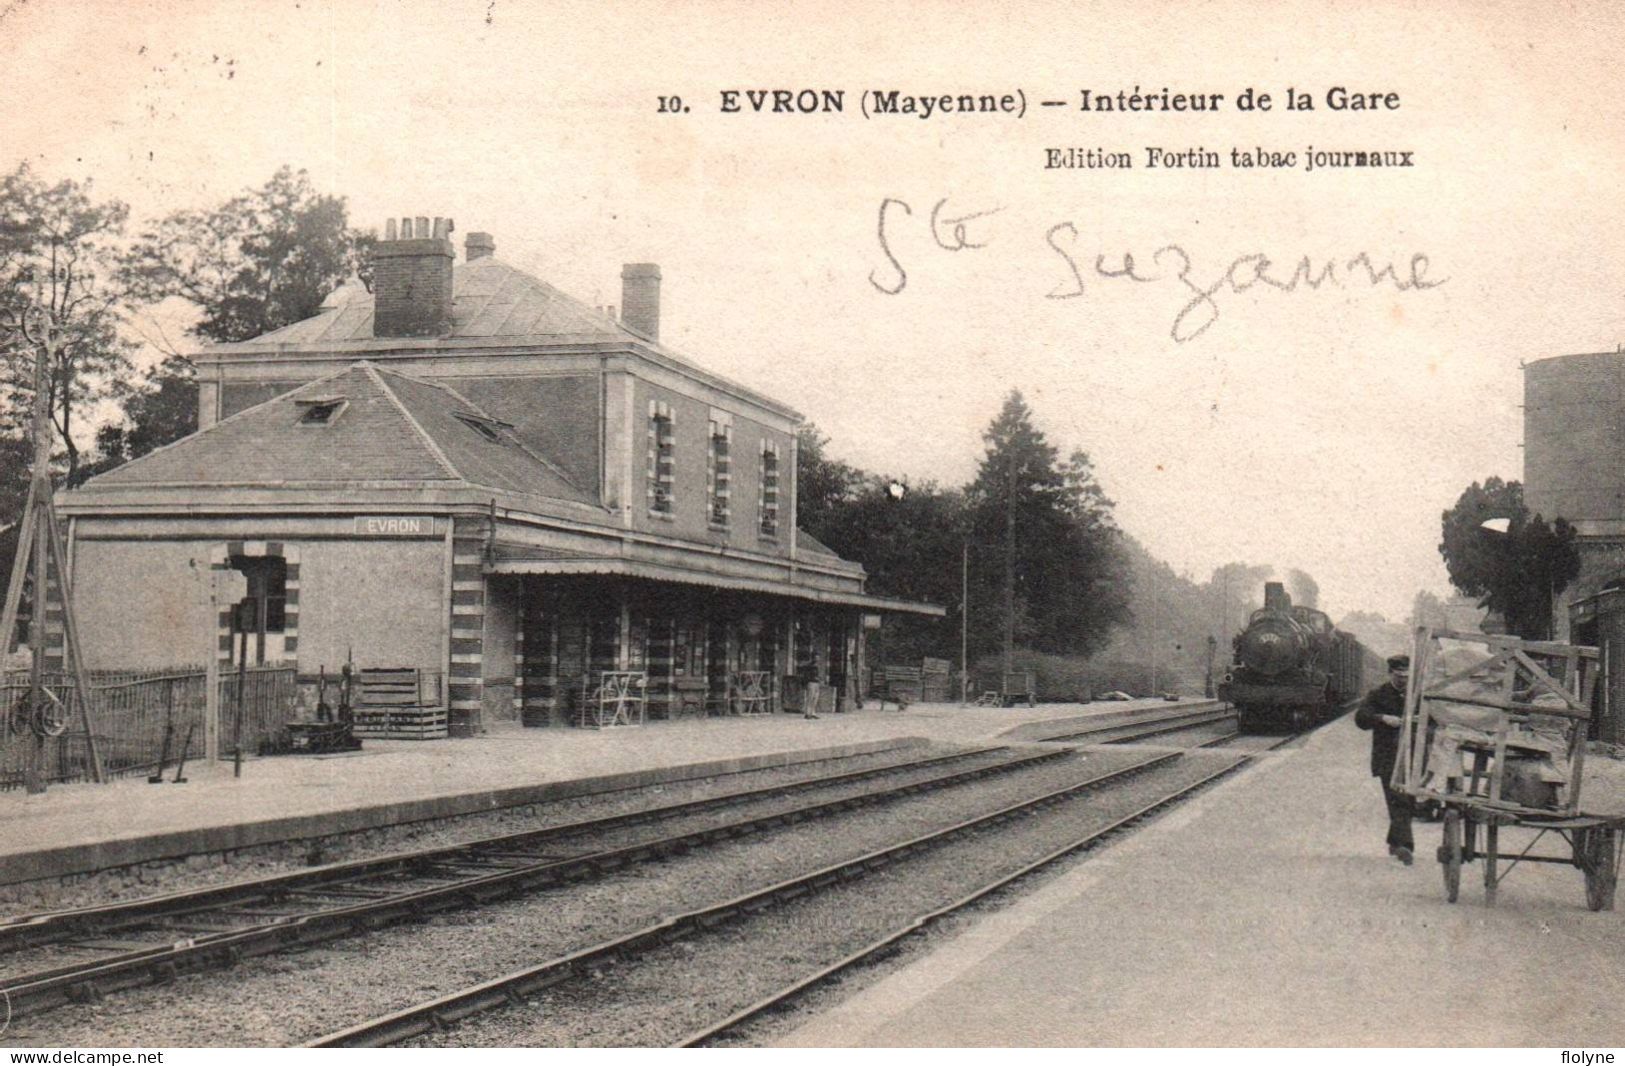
[
  {"x1": 465, "y1": 232, "x2": 495, "y2": 261},
  {"x1": 373, "y1": 215, "x2": 456, "y2": 337},
  {"x1": 620, "y1": 263, "x2": 662, "y2": 340}
]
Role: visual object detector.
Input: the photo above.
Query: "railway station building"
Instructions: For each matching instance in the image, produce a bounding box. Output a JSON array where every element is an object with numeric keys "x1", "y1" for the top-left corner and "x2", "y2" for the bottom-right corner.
[{"x1": 57, "y1": 218, "x2": 941, "y2": 734}]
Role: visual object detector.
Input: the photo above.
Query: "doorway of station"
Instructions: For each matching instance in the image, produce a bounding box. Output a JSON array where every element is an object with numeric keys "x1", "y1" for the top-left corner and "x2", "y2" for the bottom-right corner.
[{"x1": 229, "y1": 553, "x2": 287, "y2": 666}]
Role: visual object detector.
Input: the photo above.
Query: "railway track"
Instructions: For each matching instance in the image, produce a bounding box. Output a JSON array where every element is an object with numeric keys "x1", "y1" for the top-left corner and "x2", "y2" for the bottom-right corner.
[
  {"x1": 0, "y1": 743, "x2": 1069, "y2": 1017},
  {"x1": 682, "y1": 732, "x2": 1298, "y2": 1047},
  {"x1": 312, "y1": 744, "x2": 1274, "y2": 1048},
  {"x1": 1025, "y1": 703, "x2": 1237, "y2": 744}
]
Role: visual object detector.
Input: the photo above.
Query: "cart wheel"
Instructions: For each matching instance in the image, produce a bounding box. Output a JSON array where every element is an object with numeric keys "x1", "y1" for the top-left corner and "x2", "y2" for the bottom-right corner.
[
  {"x1": 1583, "y1": 828, "x2": 1618, "y2": 913},
  {"x1": 1439, "y1": 809, "x2": 1462, "y2": 903}
]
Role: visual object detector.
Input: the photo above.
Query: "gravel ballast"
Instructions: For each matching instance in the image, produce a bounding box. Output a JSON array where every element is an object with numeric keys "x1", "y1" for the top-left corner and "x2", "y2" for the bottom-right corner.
[
  {"x1": 0, "y1": 743, "x2": 950, "y2": 914},
  {"x1": 398, "y1": 751, "x2": 1250, "y2": 1047},
  {"x1": 6, "y1": 747, "x2": 1163, "y2": 1045}
]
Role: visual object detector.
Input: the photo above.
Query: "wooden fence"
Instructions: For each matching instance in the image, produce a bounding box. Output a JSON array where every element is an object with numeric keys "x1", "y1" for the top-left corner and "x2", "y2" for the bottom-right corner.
[{"x1": 0, "y1": 665, "x2": 297, "y2": 790}]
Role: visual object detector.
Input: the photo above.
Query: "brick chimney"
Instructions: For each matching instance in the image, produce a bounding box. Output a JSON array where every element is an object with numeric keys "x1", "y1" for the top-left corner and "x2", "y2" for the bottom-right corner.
[
  {"x1": 465, "y1": 232, "x2": 495, "y2": 261},
  {"x1": 620, "y1": 263, "x2": 661, "y2": 340},
  {"x1": 373, "y1": 216, "x2": 455, "y2": 337}
]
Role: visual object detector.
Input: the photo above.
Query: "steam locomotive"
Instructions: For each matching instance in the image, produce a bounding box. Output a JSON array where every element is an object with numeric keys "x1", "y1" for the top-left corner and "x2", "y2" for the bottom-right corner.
[{"x1": 1218, "y1": 582, "x2": 1381, "y2": 732}]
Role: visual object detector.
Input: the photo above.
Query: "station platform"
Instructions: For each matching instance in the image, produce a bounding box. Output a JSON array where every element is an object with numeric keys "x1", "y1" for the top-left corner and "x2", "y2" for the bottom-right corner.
[
  {"x1": 780, "y1": 713, "x2": 1625, "y2": 1048},
  {"x1": 0, "y1": 697, "x2": 1208, "y2": 888}
]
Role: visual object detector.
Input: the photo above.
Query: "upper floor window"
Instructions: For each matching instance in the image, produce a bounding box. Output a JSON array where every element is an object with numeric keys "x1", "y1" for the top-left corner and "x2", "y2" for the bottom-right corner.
[
  {"x1": 759, "y1": 440, "x2": 781, "y2": 538},
  {"x1": 708, "y1": 418, "x2": 732, "y2": 527},
  {"x1": 647, "y1": 400, "x2": 675, "y2": 516}
]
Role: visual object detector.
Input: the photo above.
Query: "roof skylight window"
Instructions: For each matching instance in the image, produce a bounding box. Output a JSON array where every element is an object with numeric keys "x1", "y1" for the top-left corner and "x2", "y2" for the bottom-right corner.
[
  {"x1": 455, "y1": 413, "x2": 506, "y2": 443},
  {"x1": 295, "y1": 398, "x2": 347, "y2": 425}
]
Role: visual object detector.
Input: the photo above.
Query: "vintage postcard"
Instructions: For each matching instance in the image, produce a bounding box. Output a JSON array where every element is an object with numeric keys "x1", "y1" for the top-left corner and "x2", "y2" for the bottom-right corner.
[{"x1": 0, "y1": 0, "x2": 1621, "y2": 1054}]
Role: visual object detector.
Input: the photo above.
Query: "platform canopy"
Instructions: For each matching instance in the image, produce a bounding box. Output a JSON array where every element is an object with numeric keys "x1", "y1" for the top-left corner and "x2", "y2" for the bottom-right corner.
[{"x1": 486, "y1": 554, "x2": 946, "y2": 616}]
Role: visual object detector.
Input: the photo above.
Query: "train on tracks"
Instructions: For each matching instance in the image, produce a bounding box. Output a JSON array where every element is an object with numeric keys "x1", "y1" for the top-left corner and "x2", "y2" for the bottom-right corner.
[{"x1": 1218, "y1": 581, "x2": 1383, "y2": 732}]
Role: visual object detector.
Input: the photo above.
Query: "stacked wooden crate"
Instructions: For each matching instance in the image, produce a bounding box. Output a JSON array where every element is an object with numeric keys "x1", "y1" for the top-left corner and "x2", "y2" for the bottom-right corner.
[{"x1": 350, "y1": 668, "x2": 448, "y2": 739}]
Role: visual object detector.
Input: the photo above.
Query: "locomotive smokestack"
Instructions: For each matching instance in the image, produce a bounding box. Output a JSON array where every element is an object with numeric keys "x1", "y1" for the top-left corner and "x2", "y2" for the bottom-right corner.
[{"x1": 1263, "y1": 581, "x2": 1291, "y2": 611}]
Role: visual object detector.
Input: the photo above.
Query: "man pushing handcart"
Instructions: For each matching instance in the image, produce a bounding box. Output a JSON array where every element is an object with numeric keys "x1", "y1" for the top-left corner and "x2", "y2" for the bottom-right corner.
[{"x1": 1393, "y1": 627, "x2": 1622, "y2": 910}]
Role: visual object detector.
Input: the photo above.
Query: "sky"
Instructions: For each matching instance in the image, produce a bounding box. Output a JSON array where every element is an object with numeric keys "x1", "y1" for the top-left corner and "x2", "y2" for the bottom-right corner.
[{"x1": 2, "y1": 0, "x2": 1622, "y2": 622}]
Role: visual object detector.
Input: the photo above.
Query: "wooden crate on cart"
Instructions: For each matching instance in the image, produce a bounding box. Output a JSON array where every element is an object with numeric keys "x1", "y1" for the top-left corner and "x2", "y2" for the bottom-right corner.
[
  {"x1": 350, "y1": 668, "x2": 447, "y2": 740},
  {"x1": 1396, "y1": 627, "x2": 1622, "y2": 909}
]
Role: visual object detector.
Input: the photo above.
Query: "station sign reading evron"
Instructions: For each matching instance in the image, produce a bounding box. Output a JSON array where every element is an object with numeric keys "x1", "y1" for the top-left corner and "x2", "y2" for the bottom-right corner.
[{"x1": 352, "y1": 516, "x2": 439, "y2": 536}]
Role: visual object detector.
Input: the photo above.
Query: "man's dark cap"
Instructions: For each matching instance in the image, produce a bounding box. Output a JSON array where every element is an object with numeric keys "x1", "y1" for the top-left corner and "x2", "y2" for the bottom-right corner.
[{"x1": 1387, "y1": 655, "x2": 1411, "y2": 672}]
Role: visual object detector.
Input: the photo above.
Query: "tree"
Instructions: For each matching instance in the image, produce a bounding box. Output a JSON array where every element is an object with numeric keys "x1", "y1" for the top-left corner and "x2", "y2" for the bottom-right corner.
[
  {"x1": 77, "y1": 356, "x2": 199, "y2": 483},
  {"x1": 1407, "y1": 589, "x2": 1451, "y2": 633},
  {"x1": 1337, "y1": 609, "x2": 1408, "y2": 660},
  {"x1": 966, "y1": 390, "x2": 1129, "y2": 666},
  {"x1": 819, "y1": 476, "x2": 966, "y2": 664},
  {"x1": 0, "y1": 163, "x2": 136, "y2": 483},
  {"x1": 122, "y1": 166, "x2": 372, "y2": 343},
  {"x1": 1438, "y1": 477, "x2": 1581, "y2": 639},
  {"x1": 794, "y1": 423, "x2": 866, "y2": 547},
  {"x1": 1287, "y1": 568, "x2": 1320, "y2": 609},
  {"x1": 1209, "y1": 562, "x2": 1274, "y2": 640},
  {"x1": 0, "y1": 432, "x2": 30, "y2": 627}
]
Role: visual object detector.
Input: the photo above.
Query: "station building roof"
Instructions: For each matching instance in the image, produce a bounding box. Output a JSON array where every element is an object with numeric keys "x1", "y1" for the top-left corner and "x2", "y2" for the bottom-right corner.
[
  {"x1": 200, "y1": 254, "x2": 801, "y2": 425},
  {"x1": 74, "y1": 361, "x2": 600, "y2": 508}
]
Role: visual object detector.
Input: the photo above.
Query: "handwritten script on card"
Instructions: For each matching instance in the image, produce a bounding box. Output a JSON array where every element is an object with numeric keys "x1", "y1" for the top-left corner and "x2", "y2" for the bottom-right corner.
[{"x1": 869, "y1": 197, "x2": 1445, "y2": 343}]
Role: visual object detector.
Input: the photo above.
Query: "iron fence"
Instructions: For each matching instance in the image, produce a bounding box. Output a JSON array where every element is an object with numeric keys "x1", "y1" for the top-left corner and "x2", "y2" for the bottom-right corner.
[{"x1": 0, "y1": 664, "x2": 297, "y2": 789}]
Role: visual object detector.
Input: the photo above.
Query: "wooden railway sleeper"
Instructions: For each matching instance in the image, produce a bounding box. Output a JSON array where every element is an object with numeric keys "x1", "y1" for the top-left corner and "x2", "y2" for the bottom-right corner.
[
  {"x1": 517, "y1": 966, "x2": 576, "y2": 995},
  {"x1": 8, "y1": 751, "x2": 1067, "y2": 1024},
  {"x1": 1, "y1": 750, "x2": 1020, "y2": 957},
  {"x1": 313, "y1": 758, "x2": 1202, "y2": 1048}
]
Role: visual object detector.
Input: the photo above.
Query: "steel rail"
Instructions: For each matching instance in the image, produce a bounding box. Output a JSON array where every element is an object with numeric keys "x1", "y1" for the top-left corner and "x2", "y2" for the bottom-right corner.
[
  {"x1": 1032, "y1": 706, "x2": 1236, "y2": 744},
  {"x1": 0, "y1": 745, "x2": 1068, "y2": 1017},
  {"x1": 0, "y1": 743, "x2": 1009, "y2": 953},
  {"x1": 307, "y1": 750, "x2": 1184, "y2": 1048},
  {"x1": 677, "y1": 735, "x2": 1298, "y2": 1047}
]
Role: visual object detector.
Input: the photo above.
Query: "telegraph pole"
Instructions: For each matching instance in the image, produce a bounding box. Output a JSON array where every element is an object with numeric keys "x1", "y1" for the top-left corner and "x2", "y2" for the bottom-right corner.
[
  {"x1": 1002, "y1": 451, "x2": 1015, "y2": 682},
  {"x1": 0, "y1": 308, "x2": 105, "y2": 791},
  {"x1": 23, "y1": 328, "x2": 51, "y2": 793},
  {"x1": 960, "y1": 541, "x2": 969, "y2": 705}
]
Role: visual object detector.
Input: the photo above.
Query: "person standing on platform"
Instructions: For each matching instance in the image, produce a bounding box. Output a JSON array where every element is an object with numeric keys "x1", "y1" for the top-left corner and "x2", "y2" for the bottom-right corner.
[{"x1": 1356, "y1": 654, "x2": 1414, "y2": 865}]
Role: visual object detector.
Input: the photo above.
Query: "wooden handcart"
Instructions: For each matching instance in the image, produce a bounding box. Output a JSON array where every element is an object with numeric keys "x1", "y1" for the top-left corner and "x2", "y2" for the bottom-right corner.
[
  {"x1": 973, "y1": 670, "x2": 1037, "y2": 708},
  {"x1": 1395, "y1": 627, "x2": 1622, "y2": 910}
]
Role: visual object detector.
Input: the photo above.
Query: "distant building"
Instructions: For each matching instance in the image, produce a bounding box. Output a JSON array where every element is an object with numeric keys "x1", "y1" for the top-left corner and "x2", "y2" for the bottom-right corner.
[
  {"x1": 1441, "y1": 596, "x2": 1488, "y2": 635},
  {"x1": 1523, "y1": 350, "x2": 1625, "y2": 641},
  {"x1": 58, "y1": 218, "x2": 940, "y2": 734}
]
